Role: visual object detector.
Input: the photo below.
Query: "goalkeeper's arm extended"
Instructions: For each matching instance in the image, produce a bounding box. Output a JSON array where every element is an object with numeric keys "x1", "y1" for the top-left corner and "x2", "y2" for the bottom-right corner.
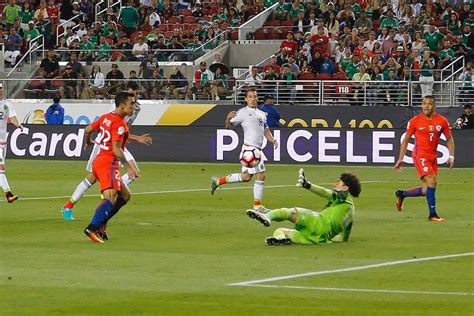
[{"x1": 296, "y1": 168, "x2": 332, "y2": 199}]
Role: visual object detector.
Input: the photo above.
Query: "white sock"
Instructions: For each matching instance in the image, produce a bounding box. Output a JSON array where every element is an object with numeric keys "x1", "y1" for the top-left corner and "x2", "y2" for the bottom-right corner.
[
  {"x1": 253, "y1": 180, "x2": 264, "y2": 204},
  {"x1": 226, "y1": 173, "x2": 242, "y2": 183},
  {"x1": 122, "y1": 173, "x2": 134, "y2": 186},
  {"x1": 0, "y1": 170, "x2": 11, "y2": 192},
  {"x1": 71, "y1": 179, "x2": 92, "y2": 203}
]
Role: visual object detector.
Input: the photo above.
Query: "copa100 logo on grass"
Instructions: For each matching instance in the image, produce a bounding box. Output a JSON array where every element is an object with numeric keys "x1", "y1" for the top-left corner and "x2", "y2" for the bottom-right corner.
[
  {"x1": 215, "y1": 129, "x2": 451, "y2": 165},
  {"x1": 7, "y1": 127, "x2": 85, "y2": 158}
]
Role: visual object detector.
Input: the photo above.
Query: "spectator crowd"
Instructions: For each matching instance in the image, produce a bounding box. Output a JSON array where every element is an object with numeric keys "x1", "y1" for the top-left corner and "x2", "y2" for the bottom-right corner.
[
  {"x1": 253, "y1": 0, "x2": 473, "y2": 103},
  {"x1": 0, "y1": 0, "x2": 266, "y2": 67}
]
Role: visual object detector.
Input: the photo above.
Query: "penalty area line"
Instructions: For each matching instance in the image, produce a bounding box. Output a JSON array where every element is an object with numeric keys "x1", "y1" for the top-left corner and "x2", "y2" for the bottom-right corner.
[
  {"x1": 227, "y1": 252, "x2": 474, "y2": 286},
  {"x1": 236, "y1": 284, "x2": 474, "y2": 296},
  {"x1": 0, "y1": 180, "x2": 388, "y2": 202}
]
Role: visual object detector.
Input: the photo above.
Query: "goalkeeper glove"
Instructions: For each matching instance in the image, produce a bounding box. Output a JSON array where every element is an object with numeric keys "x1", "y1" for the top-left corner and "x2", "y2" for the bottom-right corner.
[{"x1": 296, "y1": 168, "x2": 311, "y2": 189}]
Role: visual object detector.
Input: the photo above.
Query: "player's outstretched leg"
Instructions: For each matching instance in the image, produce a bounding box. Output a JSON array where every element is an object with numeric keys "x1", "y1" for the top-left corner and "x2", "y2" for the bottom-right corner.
[
  {"x1": 394, "y1": 187, "x2": 423, "y2": 212},
  {"x1": 210, "y1": 173, "x2": 243, "y2": 195},
  {"x1": 248, "y1": 207, "x2": 296, "y2": 227},
  {"x1": 62, "y1": 178, "x2": 93, "y2": 220}
]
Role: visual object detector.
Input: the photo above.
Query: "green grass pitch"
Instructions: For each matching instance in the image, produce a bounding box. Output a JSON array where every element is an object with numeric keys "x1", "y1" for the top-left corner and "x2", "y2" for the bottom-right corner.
[{"x1": 1, "y1": 160, "x2": 473, "y2": 315}]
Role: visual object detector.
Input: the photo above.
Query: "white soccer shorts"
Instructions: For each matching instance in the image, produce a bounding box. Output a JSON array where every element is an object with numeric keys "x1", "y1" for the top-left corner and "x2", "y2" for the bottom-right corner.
[{"x1": 0, "y1": 144, "x2": 7, "y2": 165}]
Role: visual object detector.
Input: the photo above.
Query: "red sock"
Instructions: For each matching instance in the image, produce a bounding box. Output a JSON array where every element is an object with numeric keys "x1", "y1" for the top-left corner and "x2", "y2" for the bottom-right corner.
[
  {"x1": 218, "y1": 177, "x2": 227, "y2": 185},
  {"x1": 253, "y1": 200, "x2": 261, "y2": 207},
  {"x1": 64, "y1": 200, "x2": 74, "y2": 209}
]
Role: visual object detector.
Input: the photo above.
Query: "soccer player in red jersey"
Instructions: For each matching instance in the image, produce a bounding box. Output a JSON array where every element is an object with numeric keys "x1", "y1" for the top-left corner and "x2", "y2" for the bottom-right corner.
[
  {"x1": 83, "y1": 92, "x2": 139, "y2": 243},
  {"x1": 393, "y1": 96, "x2": 455, "y2": 222}
]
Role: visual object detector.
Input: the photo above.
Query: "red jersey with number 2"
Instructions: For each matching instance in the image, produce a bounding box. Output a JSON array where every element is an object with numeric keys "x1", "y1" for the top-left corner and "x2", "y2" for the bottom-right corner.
[
  {"x1": 405, "y1": 113, "x2": 451, "y2": 177},
  {"x1": 90, "y1": 112, "x2": 129, "y2": 191},
  {"x1": 91, "y1": 112, "x2": 129, "y2": 158}
]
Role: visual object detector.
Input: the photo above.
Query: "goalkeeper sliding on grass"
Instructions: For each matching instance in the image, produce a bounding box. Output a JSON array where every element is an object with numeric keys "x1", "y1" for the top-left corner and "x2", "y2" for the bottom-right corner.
[{"x1": 247, "y1": 169, "x2": 361, "y2": 245}]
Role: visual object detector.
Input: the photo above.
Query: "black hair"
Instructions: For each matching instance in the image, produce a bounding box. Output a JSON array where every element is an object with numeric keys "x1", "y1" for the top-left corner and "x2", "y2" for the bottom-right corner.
[
  {"x1": 53, "y1": 95, "x2": 61, "y2": 103},
  {"x1": 340, "y1": 173, "x2": 361, "y2": 197},
  {"x1": 423, "y1": 95, "x2": 435, "y2": 101},
  {"x1": 115, "y1": 92, "x2": 134, "y2": 108},
  {"x1": 126, "y1": 81, "x2": 140, "y2": 91}
]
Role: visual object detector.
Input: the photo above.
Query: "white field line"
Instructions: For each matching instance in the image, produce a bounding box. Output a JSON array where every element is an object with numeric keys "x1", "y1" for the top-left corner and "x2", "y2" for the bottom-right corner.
[
  {"x1": 0, "y1": 180, "x2": 467, "y2": 203},
  {"x1": 0, "y1": 180, "x2": 387, "y2": 202},
  {"x1": 227, "y1": 252, "x2": 474, "y2": 286},
  {"x1": 236, "y1": 284, "x2": 474, "y2": 296}
]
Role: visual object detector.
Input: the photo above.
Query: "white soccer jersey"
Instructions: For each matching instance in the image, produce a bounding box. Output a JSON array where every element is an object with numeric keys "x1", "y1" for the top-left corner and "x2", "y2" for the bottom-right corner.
[
  {"x1": 0, "y1": 99, "x2": 17, "y2": 143},
  {"x1": 230, "y1": 106, "x2": 268, "y2": 148},
  {"x1": 107, "y1": 101, "x2": 141, "y2": 127}
]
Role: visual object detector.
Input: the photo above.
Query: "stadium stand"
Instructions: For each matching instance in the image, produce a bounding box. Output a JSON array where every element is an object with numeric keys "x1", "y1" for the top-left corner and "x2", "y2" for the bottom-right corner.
[{"x1": 0, "y1": 0, "x2": 472, "y2": 105}]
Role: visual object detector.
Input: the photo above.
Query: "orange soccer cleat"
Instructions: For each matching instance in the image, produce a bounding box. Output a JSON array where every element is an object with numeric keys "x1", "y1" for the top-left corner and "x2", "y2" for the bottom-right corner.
[{"x1": 83, "y1": 228, "x2": 104, "y2": 243}]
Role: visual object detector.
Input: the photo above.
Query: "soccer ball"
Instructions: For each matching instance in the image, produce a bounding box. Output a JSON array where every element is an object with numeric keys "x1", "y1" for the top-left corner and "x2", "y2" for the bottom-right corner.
[
  {"x1": 240, "y1": 148, "x2": 261, "y2": 168},
  {"x1": 453, "y1": 118, "x2": 464, "y2": 129}
]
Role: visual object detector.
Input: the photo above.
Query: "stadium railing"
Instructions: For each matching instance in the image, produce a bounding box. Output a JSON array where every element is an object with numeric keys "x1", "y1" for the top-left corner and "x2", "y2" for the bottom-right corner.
[
  {"x1": 1, "y1": 78, "x2": 471, "y2": 107},
  {"x1": 232, "y1": 79, "x2": 471, "y2": 107},
  {"x1": 5, "y1": 35, "x2": 45, "y2": 77},
  {"x1": 96, "y1": 0, "x2": 121, "y2": 23},
  {"x1": 238, "y1": 3, "x2": 278, "y2": 40},
  {"x1": 56, "y1": 13, "x2": 85, "y2": 46},
  {"x1": 441, "y1": 56, "x2": 466, "y2": 82}
]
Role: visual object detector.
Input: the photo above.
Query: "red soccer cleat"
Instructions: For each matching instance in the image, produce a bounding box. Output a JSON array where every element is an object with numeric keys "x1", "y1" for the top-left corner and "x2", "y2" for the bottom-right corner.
[{"x1": 395, "y1": 190, "x2": 404, "y2": 212}]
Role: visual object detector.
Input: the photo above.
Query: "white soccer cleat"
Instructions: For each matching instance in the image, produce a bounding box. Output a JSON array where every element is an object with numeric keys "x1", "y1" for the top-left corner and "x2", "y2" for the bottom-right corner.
[
  {"x1": 210, "y1": 177, "x2": 219, "y2": 195},
  {"x1": 253, "y1": 205, "x2": 271, "y2": 214},
  {"x1": 246, "y1": 209, "x2": 271, "y2": 227}
]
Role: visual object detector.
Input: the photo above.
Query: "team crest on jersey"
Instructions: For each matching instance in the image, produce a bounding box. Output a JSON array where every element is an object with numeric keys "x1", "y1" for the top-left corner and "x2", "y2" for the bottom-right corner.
[
  {"x1": 435, "y1": 125, "x2": 442, "y2": 131},
  {"x1": 428, "y1": 125, "x2": 434, "y2": 132},
  {"x1": 117, "y1": 126, "x2": 125, "y2": 135}
]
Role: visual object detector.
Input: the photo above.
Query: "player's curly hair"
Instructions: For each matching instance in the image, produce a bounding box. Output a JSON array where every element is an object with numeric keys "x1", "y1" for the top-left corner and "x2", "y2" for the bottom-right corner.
[{"x1": 340, "y1": 173, "x2": 361, "y2": 198}]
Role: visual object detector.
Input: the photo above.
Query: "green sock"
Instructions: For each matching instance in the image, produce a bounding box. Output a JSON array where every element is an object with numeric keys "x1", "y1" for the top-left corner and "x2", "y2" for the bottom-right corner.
[{"x1": 267, "y1": 208, "x2": 292, "y2": 222}]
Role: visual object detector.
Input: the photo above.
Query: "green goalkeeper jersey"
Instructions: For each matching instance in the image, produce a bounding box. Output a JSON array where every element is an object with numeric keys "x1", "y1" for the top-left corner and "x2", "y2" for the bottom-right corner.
[{"x1": 296, "y1": 185, "x2": 354, "y2": 244}]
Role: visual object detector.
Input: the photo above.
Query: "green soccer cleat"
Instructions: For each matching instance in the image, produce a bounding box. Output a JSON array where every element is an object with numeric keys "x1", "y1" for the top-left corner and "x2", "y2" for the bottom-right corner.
[
  {"x1": 210, "y1": 177, "x2": 219, "y2": 195},
  {"x1": 246, "y1": 209, "x2": 271, "y2": 227},
  {"x1": 61, "y1": 208, "x2": 75, "y2": 221}
]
